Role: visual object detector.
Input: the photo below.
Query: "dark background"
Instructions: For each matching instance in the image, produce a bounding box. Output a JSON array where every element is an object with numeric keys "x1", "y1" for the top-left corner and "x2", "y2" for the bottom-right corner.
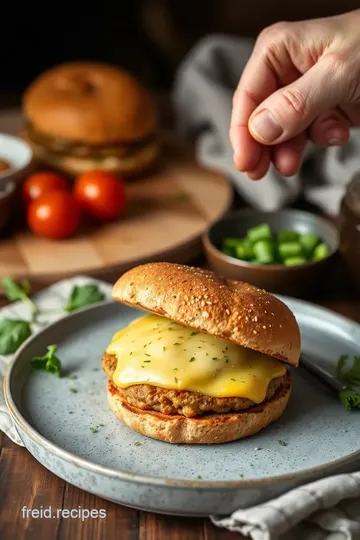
[{"x1": 0, "y1": 0, "x2": 359, "y2": 104}]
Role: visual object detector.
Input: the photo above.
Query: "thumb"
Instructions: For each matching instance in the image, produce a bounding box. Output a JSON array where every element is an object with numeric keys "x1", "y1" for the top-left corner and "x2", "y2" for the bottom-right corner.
[{"x1": 248, "y1": 55, "x2": 347, "y2": 145}]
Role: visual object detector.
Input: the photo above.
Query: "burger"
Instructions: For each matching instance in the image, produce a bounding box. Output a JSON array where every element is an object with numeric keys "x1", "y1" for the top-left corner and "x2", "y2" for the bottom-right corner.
[
  {"x1": 102, "y1": 262, "x2": 300, "y2": 444},
  {"x1": 22, "y1": 62, "x2": 159, "y2": 177}
]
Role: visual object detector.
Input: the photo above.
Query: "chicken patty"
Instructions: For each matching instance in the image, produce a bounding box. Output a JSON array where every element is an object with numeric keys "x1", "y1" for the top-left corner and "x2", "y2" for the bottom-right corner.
[{"x1": 102, "y1": 353, "x2": 286, "y2": 418}]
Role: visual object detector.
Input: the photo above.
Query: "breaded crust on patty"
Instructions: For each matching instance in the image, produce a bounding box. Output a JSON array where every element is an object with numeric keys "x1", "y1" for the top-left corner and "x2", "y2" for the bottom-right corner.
[{"x1": 102, "y1": 352, "x2": 287, "y2": 418}]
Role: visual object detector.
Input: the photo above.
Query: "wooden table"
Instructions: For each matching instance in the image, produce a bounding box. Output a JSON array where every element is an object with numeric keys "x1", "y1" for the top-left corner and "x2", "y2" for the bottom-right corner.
[{"x1": 1, "y1": 255, "x2": 359, "y2": 540}]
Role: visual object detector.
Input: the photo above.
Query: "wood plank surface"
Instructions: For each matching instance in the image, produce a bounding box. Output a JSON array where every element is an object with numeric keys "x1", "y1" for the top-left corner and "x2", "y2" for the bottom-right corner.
[{"x1": 0, "y1": 155, "x2": 232, "y2": 284}]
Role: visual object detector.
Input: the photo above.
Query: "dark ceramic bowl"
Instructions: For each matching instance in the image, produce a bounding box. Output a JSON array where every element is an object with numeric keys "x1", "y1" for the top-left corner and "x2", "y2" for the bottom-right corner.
[{"x1": 202, "y1": 209, "x2": 339, "y2": 297}]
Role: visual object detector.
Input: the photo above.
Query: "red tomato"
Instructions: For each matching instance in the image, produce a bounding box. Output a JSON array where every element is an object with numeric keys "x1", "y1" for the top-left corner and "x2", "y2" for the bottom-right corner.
[
  {"x1": 74, "y1": 171, "x2": 126, "y2": 220},
  {"x1": 27, "y1": 191, "x2": 81, "y2": 239},
  {"x1": 22, "y1": 171, "x2": 69, "y2": 205}
]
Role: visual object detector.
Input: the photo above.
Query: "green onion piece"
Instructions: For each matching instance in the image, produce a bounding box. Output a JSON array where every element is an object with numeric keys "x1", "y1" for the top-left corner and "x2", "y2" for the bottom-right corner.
[
  {"x1": 313, "y1": 243, "x2": 329, "y2": 261},
  {"x1": 247, "y1": 223, "x2": 272, "y2": 244},
  {"x1": 299, "y1": 233, "x2": 320, "y2": 256},
  {"x1": 252, "y1": 240, "x2": 275, "y2": 264},
  {"x1": 235, "y1": 241, "x2": 254, "y2": 261},
  {"x1": 278, "y1": 242, "x2": 303, "y2": 260},
  {"x1": 222, "y1": 237, "x2": 243, "y2": 249},
  {"x1": 283, "y1": 256, "x2": 307, "y2": 266},
  {"x1": 277, "y1": 230, "x2": 299, "y2": 243}
]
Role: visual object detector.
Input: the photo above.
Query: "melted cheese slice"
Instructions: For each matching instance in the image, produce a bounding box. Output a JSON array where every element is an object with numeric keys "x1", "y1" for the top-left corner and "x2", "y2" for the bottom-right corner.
[{"x1": 107, "y1": 315, "x2": 286, "y2": 403}]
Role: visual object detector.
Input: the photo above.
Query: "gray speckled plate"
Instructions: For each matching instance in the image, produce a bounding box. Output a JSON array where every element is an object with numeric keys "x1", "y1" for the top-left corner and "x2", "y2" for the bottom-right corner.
[{"x1": 4, "y1": 298, "x2": 360, "y2": 516}]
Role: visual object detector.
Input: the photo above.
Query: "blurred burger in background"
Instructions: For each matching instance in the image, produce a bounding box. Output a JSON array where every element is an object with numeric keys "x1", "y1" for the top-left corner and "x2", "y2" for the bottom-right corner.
[{"x1": 22, "y1": 62, "x2": 159, "y2": 177}]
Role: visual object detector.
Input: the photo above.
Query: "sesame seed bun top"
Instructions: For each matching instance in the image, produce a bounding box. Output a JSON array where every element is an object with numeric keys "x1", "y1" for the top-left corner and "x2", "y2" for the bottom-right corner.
[{"x1": 112, "y1": 263, "x2": 301, "y2": 367}]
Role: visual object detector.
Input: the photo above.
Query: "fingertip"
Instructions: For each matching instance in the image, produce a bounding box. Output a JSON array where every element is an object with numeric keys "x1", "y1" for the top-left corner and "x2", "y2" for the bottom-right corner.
[
  {"x1": 231, "y1": 126, "x2": 263, "y2": 172},
  {"x1": 245, "y1": 147, "x2": 271, "y2": 180}
]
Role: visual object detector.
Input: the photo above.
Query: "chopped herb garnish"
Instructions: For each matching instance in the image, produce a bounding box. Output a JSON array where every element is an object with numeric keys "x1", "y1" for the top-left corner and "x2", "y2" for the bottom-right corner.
[
  {"x1": 198, "y1": 346, "x2": 202, "y2": 349},
  {"x1": 157, "y1": 337, "x2": 162, "y2": 341},
  {"x1": 134, "y1": 441, "x2": 142, "y2": 446},
  {"x1": 231, "y1": 378, "x2": 236, "y2": 381},
  {"x1": 239, "y1": 474, "x2": 244, "y2": 478},
  {"x1": 92, "y1": 367, "x2": 100, "y2": 371},
  {"x1": 31, "y1": 344, "x2": 62, "y2": 377},
  {"x1": 339, "y1": 389, "x2": 360, "y2": 410},
  {"x1": 173, "y1": 343, "x2": 181, "y2": 346},
  {"x1": 141, "y1": 365, "x2": 145, "y2": 368},
  {"x1": 190, "y1": 332, "x2": 199, "y2": 336},
  {"x1": 189, "y1": 357, "x2": 196, "y2": 362},
  {"x1": 197, "y1": 475, "x2": 202, "y2": 479},
  {"x1": 144, "y1": 353, "x2": 151, "y2": 357},
  {"x1": 90, "y1": 427, "x2": 98, "y2": 433},
  {"x1": 337, "y1": 355, "x2": 360, "y2": 385},
  {"x1": 0, "y1": 318, "x2": 31, "y2": 355},
  {"x1": 143, "y1": 360, "x2": 151, "y2": 363},
  {"x1": 99, "y1": 424, "x2": 105, "y2": 427},
  {"x1": 278, "y1": 440, "x2": 287, "y2": 447},
  {"x1": 129, "y1": 352, "x2": 133, "y2": 356},
  {"x1": 212, "y1": 357, "x2": 218, "y2": 360},
  {"x1": 1, "y1": 277, "x2": 37, "y2": 317},
  {"x1": 163, "y1": 346, "x2": 166, "y2": 352},
  {"x1": 225, "y1": 359, "x2": 229, "y2": 363},
  {"x1": 173, "y1": 368, "x2": 178, "y2": 372},
  {"x1": 67, "y1": 374, "x2": 77, "y2": 380},
  {"x1": 69, "y1": 388, "x2": 78, "y2": 393},
  {"x1": 206, "y1": 352, "x2": 209, "y2": 356},
  {"x1": 65, "y1": 284, "x2": 105, "y2": 312},
  {"x1": 143, "y1": 344, "x2": 147, "y2": 348},
  {"x1": 69, "y1": 411, "x2": 74, "y2": 414},
  {"x1": 174, "y1": 376, "x2": 178, "y2": 384}
]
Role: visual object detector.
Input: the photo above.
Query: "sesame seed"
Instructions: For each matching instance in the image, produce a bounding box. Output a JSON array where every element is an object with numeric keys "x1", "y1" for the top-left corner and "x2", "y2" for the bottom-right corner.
[
  {"x1": 279, "y1": 324, "x2": 283, "y2": 328},
  {"x1": 263, "y1": 325, "x2": 266, "y2": 329},
  {"x1": 206, "y1": 301, "x2": 212, "y2": 305},
  {"x1": 245, "y1": 316, "x2": 249, "y2": 322},
  {"x1": 202, "y1": 311, "x2": 209, "y2": 318},
  {"x1": 201, "y1": 300, "x2": 205, "y2": 307},
  {"x1": 253, "y1": 330, "x2": 257, "y2": 334},
  {"x1": 253, "y1": 316, "x2": 258, "y2": 322},
  {"x1": 225, "y1": 309, "x2": 230, "y2": 315}
]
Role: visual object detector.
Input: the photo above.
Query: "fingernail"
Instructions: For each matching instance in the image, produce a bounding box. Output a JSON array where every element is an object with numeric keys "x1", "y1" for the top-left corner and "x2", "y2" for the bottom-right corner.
[
  {"x1": 326, "y1": 128, "x2": 347, "y2": 146},
  {"x1": 250, "y1": 110, "x2": 283, "y2": 143}
]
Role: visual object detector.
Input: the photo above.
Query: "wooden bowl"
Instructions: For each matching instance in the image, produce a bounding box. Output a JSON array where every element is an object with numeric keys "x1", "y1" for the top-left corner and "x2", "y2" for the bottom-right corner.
[{"x1": 202, "y1": 209, "x2": 339, "y2": 297}]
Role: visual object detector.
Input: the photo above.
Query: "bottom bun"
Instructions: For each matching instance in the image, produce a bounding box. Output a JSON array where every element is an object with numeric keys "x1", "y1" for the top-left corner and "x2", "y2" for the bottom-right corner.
[{"x1": 107, "y1": 374, "x2": 291, "y2": 444}]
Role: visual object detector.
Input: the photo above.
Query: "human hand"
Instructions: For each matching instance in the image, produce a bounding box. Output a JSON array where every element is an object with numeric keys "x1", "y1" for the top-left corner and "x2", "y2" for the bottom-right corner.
[{"x1": 230, "y1": 10, "x2": 360, "y2": 180}]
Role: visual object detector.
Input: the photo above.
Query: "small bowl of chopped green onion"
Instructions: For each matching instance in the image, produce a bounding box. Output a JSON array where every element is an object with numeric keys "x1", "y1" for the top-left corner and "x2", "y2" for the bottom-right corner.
[{"x1": 202, "y1": 209, "x2": 338, "y2": 296}]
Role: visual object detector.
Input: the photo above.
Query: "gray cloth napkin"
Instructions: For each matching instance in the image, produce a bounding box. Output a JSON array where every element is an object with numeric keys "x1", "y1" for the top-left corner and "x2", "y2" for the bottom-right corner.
[
  {"x1": 173, "y1": 35, "x2": 360, "y2": 215},
  {"x1": 1, "y1": 278, "x2": 360, "y2": 539}
]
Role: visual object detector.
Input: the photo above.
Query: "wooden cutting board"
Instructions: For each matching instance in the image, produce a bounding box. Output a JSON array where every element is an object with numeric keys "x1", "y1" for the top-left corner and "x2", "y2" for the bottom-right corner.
[{"x1": 0, "y1": 140, "x2": 232, "y2": 284}]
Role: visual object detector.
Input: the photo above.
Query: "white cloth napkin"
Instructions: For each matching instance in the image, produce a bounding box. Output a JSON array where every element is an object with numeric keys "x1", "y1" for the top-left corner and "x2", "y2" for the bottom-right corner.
[
  {"x1": 1, "y1": 277, "x2": 360, "y2": 539},
  {"x1": 173, "y1": 35, "x2": 360, "y2": 216}
]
